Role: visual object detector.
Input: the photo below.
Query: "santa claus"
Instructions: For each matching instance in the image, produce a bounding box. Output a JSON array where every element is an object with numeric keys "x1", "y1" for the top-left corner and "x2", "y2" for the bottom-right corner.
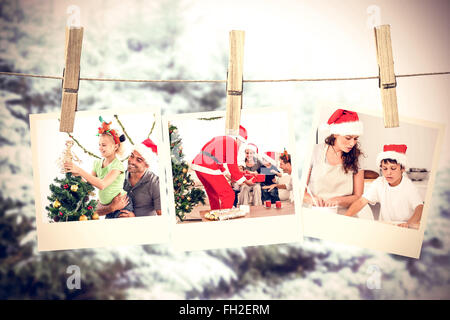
[{"x1": 191, "y1": 125, "x2": 255, "y2": 210}]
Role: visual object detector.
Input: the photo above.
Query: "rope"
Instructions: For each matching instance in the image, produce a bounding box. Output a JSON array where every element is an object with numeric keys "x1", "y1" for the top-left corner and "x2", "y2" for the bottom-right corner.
[{"x1": 0, "y1": 71, "x2": 448, "y2": 83}]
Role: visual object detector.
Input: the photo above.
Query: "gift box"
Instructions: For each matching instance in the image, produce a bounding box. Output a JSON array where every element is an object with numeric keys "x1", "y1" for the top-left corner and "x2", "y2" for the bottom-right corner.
[{"x1": 244, "y1": 174, "x2": 265, "y2": 182}]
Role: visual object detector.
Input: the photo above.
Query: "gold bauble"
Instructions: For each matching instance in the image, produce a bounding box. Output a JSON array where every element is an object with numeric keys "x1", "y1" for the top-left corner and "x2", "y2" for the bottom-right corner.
[
  {"x1": 92, "y1": 213, "x2": 99, "y2": 220},
  {"x1": 70, "y1": 184, "x2": 79, "y2": 192},
  {"x1": 79, "y1": 215, "x2": 88, "y2": 221},
  {"x1": 53, "y1": 200, "x2": 61, "y2": 208}
]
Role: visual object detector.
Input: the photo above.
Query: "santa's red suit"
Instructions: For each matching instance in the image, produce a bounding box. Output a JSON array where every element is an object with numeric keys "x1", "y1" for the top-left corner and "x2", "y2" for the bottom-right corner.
[{"x1": 192, "y1": 135, "x2": 247, "y2": 210}]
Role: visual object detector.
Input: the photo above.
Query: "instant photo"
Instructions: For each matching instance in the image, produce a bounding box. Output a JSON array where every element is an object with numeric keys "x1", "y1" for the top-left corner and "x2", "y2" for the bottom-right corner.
[
  {"x1": 163, "y1": 107, "x2": 303, "y2": 251},
  {"x1": 301, "y1": 106, "x2": 445, "y2": 258},
  {"x1": 30, "y1": 107, "x2": 170, "y2": 251}
]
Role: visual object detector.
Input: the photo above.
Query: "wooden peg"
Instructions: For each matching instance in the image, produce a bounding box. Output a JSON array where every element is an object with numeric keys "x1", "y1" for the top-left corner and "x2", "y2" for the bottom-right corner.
[
  {"x1": 225, "y1": 30, "x2": 245, "y2": 136},
  {"x1": 60, "y1": 26, "x2": 83, "y2": 132},
  {"x1": 374, "y1": 25, "x2": 399, "y2": 128}
]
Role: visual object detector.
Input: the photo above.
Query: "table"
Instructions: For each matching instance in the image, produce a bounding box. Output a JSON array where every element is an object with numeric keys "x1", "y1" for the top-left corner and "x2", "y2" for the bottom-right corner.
[{"x1": 179, "y1": 201, "x2": 296, "y2": 223}]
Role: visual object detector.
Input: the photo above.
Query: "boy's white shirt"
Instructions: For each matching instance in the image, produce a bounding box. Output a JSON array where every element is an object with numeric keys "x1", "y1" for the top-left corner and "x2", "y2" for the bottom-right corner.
[{"x1": 363, "y1": 174, "x2": 423, "y2": 223}]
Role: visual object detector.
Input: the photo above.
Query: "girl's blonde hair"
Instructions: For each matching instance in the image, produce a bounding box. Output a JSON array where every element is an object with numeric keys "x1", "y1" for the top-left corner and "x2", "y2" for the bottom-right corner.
[{"x1": 100, "y1": 133, "x2": 125, "y2": 157}]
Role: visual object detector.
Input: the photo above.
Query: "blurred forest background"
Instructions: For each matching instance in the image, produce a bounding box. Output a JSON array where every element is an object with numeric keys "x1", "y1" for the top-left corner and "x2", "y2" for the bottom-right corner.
[{"x1": 0, "y1": 0, "x2": 449, "y2": 299}]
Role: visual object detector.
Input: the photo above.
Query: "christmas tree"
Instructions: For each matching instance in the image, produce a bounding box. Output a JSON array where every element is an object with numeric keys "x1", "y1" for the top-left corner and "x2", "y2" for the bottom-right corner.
[
  {"x1": 46, "y1": 173, "x2": 98, "y2": 222},
  {"x1": 169, "y1": 123, "x2": 206, "y2": 221}
]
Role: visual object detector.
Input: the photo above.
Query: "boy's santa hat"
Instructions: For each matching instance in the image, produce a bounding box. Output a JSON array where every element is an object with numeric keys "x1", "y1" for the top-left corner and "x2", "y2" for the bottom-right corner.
[
  {"x1": 133, "y1": 138, "x2": 158, "y2": 165},
  {"x1": 261, "y1": 151, "x2": 277, "y2": 166},
  {"x1": 376, "y1": 144, "x2": 408, "y2": 168},
  {"x1": 323, "y1": 109, "x2": 364, "y2": 136}
]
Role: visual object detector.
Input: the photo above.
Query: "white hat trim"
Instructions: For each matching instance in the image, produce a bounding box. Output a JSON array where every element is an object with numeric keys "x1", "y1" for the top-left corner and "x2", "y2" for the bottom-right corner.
[
  {"x1": 260, "y1": 153, "x2": 277, "y2": 166},
  {"x1": 329, "y1": 121, "x2": 364, "y2": 136},
  {"x1": 133, "y1": 144, "x2": 155, "y2": 166},
  {"x1": 244, "y1": 143, "x2": 258, "y2": 153},
  {"x1": 376, "y1": 151, "x2": 408, "y2": 168}
]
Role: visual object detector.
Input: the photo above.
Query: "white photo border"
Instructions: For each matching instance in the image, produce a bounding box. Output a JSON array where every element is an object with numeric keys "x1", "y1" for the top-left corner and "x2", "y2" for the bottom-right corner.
[
  {"x1": 30, "y1": 107, "x2": 171, "y2": 251},
  {"x1": 301, "y1": 106, "x2": 446, "y2": 258},
  {"x1": 162, "y1": 106, "x2": 304, "y2": 251}
]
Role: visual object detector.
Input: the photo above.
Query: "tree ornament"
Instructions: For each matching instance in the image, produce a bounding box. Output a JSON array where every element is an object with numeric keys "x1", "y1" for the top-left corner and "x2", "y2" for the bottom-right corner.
[
  {"x1": 187, "y1": 196, "x2": 191, "y2": 201},
  {"x1": 92, "y1": 213, "x2": 99, "y2": 220},
  {"x1": 182, "y1": 168, "x2": 188, "y2": 174},
  {"x1": 70, "y1": 184, "x2": 78, "y2": 192},
  {"x1": 79, "y1": 215, "x2": 88, "y2": 221},
  {"x1": 63, "y1": 184, "x2": 69, "y2": 189},
  {"x1": 183, "y1": 179, "x2": 187, "y2": 184},
  {"x1": 56, "y1": 140, "x2": 81, "y2": 174},
  {"x1": 53, "y1": 200, "x2": 61, "y2": 208}
]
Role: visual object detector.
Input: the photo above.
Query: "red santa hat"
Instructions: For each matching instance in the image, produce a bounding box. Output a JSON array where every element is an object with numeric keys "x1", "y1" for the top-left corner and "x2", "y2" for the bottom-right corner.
[
  {"x1": 261, "y1": 151, "x2": 277, "y2": 166},
  {"x1": 234, "y1": 125, "x2": 248, "y2": 143},
  {"x1": 244, "y1": 143, "x2": 258, "y2": 154},
  {"x1": 376, "y1": 144, "x2": 408, "y2": 168},
  {"x1": 324, "y1": 109, "x2": 364, "y2": 136},
  {"x1": 133, "y1": 138, "x2": 158, "y2": 165}
]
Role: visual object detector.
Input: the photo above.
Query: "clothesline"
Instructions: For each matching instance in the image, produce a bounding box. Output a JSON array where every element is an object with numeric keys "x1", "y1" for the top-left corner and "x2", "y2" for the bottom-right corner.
[{"x1": 0, "y1": 71, "x2": 448, "y2": 83}]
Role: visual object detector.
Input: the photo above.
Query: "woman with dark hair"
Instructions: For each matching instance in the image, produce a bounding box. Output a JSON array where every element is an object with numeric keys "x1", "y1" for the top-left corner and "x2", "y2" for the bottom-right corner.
[{"x1": 304, "y1": 109, "x2": 367, "y2": 213}]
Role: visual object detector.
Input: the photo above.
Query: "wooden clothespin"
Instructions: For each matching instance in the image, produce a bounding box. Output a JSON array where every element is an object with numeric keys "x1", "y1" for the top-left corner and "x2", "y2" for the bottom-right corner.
[
  {"x1": 59, "y1": 26, "x2": 83, "y2": 132},
  {"x1": 225, "y1": 30, "x2": 245, "y2": 136},
  {"x1": 374, "y1": 25, "x2": 399, "y2": 128}
]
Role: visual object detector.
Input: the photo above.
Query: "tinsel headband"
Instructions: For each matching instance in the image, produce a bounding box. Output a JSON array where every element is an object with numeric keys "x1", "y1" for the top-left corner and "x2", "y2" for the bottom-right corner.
[{"x1": 97, "y1": 116, "x2": 125, "y2": 145}]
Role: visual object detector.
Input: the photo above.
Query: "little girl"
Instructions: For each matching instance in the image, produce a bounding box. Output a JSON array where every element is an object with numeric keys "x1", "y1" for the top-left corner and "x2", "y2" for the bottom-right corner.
[{"x1": 64, "y1": 117, "x2": 133, "y2": 219}]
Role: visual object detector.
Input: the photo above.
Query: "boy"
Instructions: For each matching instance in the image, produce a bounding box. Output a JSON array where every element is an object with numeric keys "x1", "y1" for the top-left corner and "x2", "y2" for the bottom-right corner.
[
  {"x1": 345, "y1": 144, "x2": 423, "y2": 229},
  {"x1": 260, "y1": 152, "x2": 281, "y2": 204},
  {"x1": 261, "y1": 151, "x2": 293, "y2": 202}
]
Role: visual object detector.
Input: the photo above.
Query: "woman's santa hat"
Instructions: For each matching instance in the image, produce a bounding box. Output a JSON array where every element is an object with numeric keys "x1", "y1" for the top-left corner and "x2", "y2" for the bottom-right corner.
[
  {"x1": 133, "y1": 138, "x2": 158, "y2": 165},
  {"x1": 324, "y1": 109, "x2": 364, "y2": 136},
  {"x1": 244, "y1": 143, "x2": 258, "y2": 154},
  {"x1": 376, "y1": 144, "x2": 408, "y2": 168}
]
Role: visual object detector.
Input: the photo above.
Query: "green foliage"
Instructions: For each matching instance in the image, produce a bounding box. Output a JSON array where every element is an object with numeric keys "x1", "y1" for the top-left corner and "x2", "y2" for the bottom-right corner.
[
  {"x1": 169, "y1": 124, "x2": 205, "y2": 221},
  {"x1": 46, "y1": 173, "x2": 97, "y2": 222},
  {"x1": 0, "y1": 194, "x2": 132, "y2": 299}
]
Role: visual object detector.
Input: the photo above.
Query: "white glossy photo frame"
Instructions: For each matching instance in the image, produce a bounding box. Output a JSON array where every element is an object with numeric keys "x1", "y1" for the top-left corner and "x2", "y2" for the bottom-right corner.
[
  {"x1": 301, "y1": 106, "x2": 445, "y2": 258},
  {"x1": 162, "y1": 107, "x2": 304, "y2": 251},
  {"x1": 30, "y1": 107, "x2": 171, "y2": 251}
]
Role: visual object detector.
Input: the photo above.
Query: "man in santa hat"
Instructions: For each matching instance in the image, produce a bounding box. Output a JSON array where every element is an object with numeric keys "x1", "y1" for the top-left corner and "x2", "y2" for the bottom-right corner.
[
  {"x1": 192, "y1": 125, "x2": 255, "y2": 210},
  {"x1": 345, "y1": 144, "x2": 424, "y2": 229},
  {"x1": 96, "y1": 139, "x2": 161, "y2": 217}
]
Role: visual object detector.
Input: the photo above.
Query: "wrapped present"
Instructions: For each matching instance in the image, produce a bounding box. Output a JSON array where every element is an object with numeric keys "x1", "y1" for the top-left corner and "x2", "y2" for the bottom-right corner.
[
  {"x1": 244, "y1": 174, "x2": 265, "y2": 182},
  {"x1": 204, "y1": 208, "x2": 247, "y2": 221}
]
